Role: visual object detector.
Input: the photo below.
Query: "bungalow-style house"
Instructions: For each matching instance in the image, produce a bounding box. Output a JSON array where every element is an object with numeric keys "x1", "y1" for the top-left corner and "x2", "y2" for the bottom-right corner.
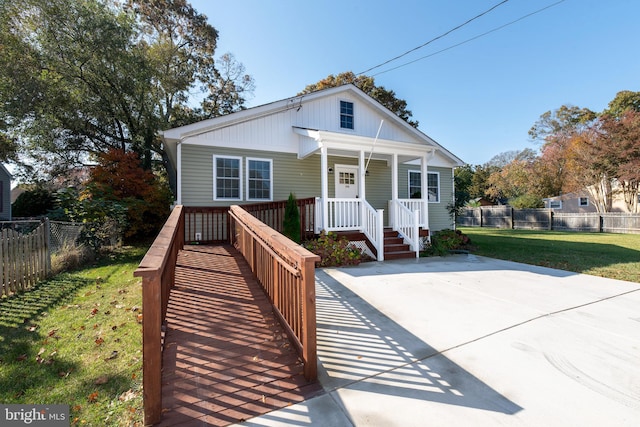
[
  {"x1": 544, "y1": 186, "x2": 640, "y2": 213},
  {"x1": 162, "y1": 84, "x2": 464, "y2": 260},
  {"x1": 0, "y1": 163, "x2": 11, "y2": 221}
]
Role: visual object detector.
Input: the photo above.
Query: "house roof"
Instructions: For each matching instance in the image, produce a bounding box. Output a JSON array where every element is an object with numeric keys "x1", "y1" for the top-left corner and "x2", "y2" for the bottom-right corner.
[
  {"x1": 0, "y1": 163, "x2": 12, "y2": 179},
  {"x1": 162, "y1": 84, "x2": 465, "y2": 169}
]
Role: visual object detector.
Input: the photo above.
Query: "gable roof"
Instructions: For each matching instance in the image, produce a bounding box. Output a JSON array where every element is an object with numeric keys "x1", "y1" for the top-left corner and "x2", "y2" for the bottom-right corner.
[
  {"x1": 162, "y1": 84, "x2": 464, "y2": 168},
  {"x1": 0, "y1": 163, "x2": 12, "y2": 179}
]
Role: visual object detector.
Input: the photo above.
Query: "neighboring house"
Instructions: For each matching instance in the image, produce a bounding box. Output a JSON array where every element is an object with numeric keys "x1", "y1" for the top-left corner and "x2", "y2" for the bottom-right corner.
[
  {"x1": 162, "y1": 84, "x2": 464, "y2": 259},
  {"x1": 545, "y1": 186, "x2": 640, "y2": 213},
  {"x1": 0, "y1": 164, "x2": 12, "y2": 221}
]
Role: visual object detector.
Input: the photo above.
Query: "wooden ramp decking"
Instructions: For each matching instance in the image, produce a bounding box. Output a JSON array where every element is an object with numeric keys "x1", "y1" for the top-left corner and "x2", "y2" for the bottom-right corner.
[{"x1": 158, "y1": 245, "x2": 323, "y2": 426}]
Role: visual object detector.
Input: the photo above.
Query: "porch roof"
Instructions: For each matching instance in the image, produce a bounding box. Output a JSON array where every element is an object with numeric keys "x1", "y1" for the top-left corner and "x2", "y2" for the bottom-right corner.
[{"x1": 293, "y1": 126, "x2": 434, "y2": 163}]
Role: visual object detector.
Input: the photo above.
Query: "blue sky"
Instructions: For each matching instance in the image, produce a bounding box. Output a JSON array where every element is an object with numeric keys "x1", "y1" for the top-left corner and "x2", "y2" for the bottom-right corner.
[{"x1": 189, "y1": 0, "x2": 639, "y2": 165}]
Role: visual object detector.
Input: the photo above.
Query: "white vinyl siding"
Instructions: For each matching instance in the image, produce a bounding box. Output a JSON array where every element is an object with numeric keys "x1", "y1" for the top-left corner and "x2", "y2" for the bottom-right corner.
[
  {"x1": 246, "y1": 158, "x2": 272, "y2": 201},
  {"x1": 213, "y1": 155, "x2": 242, "y2": 201}
]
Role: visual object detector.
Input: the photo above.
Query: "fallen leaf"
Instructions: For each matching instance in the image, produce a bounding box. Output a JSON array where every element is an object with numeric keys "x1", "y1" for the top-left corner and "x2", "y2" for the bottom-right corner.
[
  {"x1": 90, "y1": 308, "x2": 98, "y2": 316},
  {"x1": 111, "y1": 325, "x2": 117, "y2": 331},
  {"x1": 95, "y1": 337, "x2": 104, "y2": 346},
  {"x1": 261, "y1": 395, "x2": 266, "y2": 404},
  {"x1": 105, "y1": 350, "x2": 118, "y2": 361},
  {"x1": 48, "y1": 329, "x2": 58, "y2": 337},
  {"x1": 16, "y1": 354, "x2": 27, "y2": 361},
  {"x1": 37, "y1": 348, "x2": 46, "y2": 356},
  {"x1": 131, "y1": 306, "x2": 139, "y2": 312},
  {"x1": 28, "y1": 325, "x2": 38, "y2": 332},
  {"x1": 72, "y1": 405, "x2": 82, "y2": 412},
  {"x1": 104, "y1": 311, "x2": 111, "y2": 315},
  {"x1": 119, "y1": 389, "x2": 136, "y2": 402},
  {"x1": 131, "y1": 373, "x2": 136, "y2": 380},
  {"x1": 80, "y1": 325, "x2": 86, "y2": 330},
  {"x1": 136, "y1": 314, "x2": 143, "y2": 323},
  {"x1": 95, "y1": 376, "x2": 109, "y2": 385},
  {"x1": 88, "y1": 392, "x2": 98, "y2": 403}
]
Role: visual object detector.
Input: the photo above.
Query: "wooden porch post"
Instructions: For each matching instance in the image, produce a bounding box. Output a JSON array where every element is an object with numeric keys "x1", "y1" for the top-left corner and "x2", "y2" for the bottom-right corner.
[{"x1": 321, "y1": 146, "x2": 329, "y2": 231}]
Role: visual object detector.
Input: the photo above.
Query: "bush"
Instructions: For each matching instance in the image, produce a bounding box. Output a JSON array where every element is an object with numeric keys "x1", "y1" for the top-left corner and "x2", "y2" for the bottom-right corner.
[
  {"x1": 423, "y1": 229, "x2": 472, "y2": 256},
  {"x1": 509, "y1": 194, "x2": 544, "y2": 209},
  {"x1": 282, "y1": 193, "x2": 301, "y2": 243},
  {"x1": 51, "y1": 242, "x2": 95, "y2": 274},
  {"x1": 12, "y1": 187, "x2": 56, "y2": 217},
  {"x1": 304, "y1": 231, "x2": 367, "y2": 267}
]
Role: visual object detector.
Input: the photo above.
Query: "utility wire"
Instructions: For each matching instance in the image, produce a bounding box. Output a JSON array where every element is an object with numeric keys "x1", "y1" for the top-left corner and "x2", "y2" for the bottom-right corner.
[
  {"x1": 372, "y1": 0, "x2": 566, "y2": 77},
  {"x1": 357, "y1": 0, "x2": 510, "y2": 75}
]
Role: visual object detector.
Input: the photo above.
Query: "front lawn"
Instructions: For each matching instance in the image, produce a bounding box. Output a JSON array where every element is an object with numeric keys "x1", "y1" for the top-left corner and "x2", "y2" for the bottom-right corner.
[
  {"x1": 0, "y1": 246, "x2": 146, "y2": 426},
  {"x1": 459, "y1": 227, "x2": 640, "y2": 283}
]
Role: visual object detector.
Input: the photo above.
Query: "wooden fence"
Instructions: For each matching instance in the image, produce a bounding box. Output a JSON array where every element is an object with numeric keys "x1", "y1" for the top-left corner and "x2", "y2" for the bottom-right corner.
[
  {"x1": 458, "y1": 206, "x2": 640, "y2": 234},
  {"x1": 229, "y1": 205, "x2": 320, "y2": 381},
  {"x1": 1, "y1": 220, "x2": 51, "y2": 297}
]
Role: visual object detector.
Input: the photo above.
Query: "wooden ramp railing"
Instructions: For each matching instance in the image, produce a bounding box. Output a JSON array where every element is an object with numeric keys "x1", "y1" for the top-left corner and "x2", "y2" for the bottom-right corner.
[
  {"x1": 135, "y1": 203, "x2": 319, "y2": 425},
  {"x1": 229, "y1": 205, "x2": 320, "y2": 381},
  {"x1": 134, "y1": 206, "x2": 185, "y2": 426}
]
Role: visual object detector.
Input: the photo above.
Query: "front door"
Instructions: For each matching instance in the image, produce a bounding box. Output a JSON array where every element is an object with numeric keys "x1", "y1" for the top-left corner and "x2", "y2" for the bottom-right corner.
[{"x1": 335, "y1": 165, "x2": 359, "y2": 199}]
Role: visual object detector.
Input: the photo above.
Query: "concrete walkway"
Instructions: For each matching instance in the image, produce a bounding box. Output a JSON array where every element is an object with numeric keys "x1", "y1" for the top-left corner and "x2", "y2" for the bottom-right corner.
[{"x1": 233, "y1": 254, "x2": 640, "y2": 426}]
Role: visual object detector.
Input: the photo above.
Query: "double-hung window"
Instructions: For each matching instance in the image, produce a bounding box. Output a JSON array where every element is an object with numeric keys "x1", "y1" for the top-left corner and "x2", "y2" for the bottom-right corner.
[
  {"x1": 213, "y1": 156, "x2": 242, "y2": 200},
  {"x1": 407, "y1": 170, "x2": 440, "y2": 202},
  {"x1": 340, "y1": 100, "x2": 354, "y2": 129},
  {"x1": 579, "y1": 197, "x2": 589, "y2": 207},
  {"x1": 246, "y1": 158, "x2": 272, "y2": 201}
]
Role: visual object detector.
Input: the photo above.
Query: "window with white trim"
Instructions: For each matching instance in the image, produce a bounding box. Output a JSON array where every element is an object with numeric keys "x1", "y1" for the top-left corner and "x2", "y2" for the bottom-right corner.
[
  {"x1": 407, "y1": 170, "x2": 440, "y2": 202},
  {"x1": 578, "y1": 197, "x2": 589, "y2": 207},
  {"x1": 549, "y1": 200, "x2": 562, "y2": 209},
  {"x1": 340, "y1": 100, "x2": 354, "y2": 129},
  {"x1": 246, "y1": 158, "x2": 272, "y2": 201},
  {"x1": 213, "y1": 155, "x2": 242, "y2": 200}
]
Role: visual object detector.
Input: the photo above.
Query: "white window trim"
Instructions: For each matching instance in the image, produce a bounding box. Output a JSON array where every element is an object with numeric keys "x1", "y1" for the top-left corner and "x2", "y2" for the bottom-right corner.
[
  {"x1": 407, "y1": 170, "x2": 440, "y2": 203},
  {"x1": 339, "y1": 99, "x2": 355, "y2": 131},
  {"x1": 213, "y1": 155, "x2": 243, "y2": 201},
  {"x1": 578, "y1": 197, "x2": 589, "y2": 207},
  {"x1": 246, "y1": 157, "x2": 273, "y2": 202}
]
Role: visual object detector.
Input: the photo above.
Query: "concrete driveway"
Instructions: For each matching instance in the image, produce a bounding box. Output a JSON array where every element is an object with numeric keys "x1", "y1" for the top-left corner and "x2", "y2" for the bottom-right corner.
[{"x1": 235, "y1": 254, "x2": 640, "y2": 426}]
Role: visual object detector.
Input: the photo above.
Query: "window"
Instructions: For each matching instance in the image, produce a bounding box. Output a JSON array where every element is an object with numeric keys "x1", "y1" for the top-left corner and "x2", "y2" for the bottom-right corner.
[
  {"x1": 407, "y1": 171, "x2": 440, "y2": 202},
  {"x1": 339, "y1": 171, "x2": 355, "y2": 185},
  {"x1": 408, "y1": 171, "x2": 421, "y2": 199},
  {"x1": 549, "y1": 200, "x2": 562, "y2": 209},
  {"x1": 340, "y1": 100, "x2": 354, "y2": 129},
  {"x1": 213, "y1": 156, "x2": 242, "y2": 200},
  {"x1": 246, "y1": 158, "x2": 272, "y2": 201},
  {"x1": 579, "y1": 197, "x2": 589, "y2": 207}
]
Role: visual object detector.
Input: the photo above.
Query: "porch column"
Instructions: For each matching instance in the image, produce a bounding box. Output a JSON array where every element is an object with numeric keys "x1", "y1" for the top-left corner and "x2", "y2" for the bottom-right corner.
[
  {"x1": 321, "y1": 146, "x2": 329, "y2": 231},
  {"x1": 391, "y1": 153, "x2": 398, "y2": 228},
  {"x1": 359, "y1": 150, "x2": 366, "y2": 200},
  {"x1": 421, "y1": 152, "x2": 429, "y2": 229}
]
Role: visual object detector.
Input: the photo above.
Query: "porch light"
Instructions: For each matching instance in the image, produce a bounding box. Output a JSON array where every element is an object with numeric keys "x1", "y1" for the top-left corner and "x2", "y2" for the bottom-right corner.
[
  {"x1": 365, "y1": 170, "x2": 370, "y2": 176},
  {"x1": 328, "y1": 167, "x2": 334, "y2": 174}
]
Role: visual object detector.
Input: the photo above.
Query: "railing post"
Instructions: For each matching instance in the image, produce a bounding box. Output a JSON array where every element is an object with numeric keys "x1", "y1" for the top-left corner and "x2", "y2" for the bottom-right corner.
[
  {"x1": 413, "y1": 210, "x2": 420, "y2": 258},
  {"x1": 302, "y1": 257, "x2": 317, "y2": 381},
  {"x1": 142, "y1": 274, "x2": 162, "y2": 426},
  {"x1": 376, "y1": 209, "x2": 384, "y2": 261}
]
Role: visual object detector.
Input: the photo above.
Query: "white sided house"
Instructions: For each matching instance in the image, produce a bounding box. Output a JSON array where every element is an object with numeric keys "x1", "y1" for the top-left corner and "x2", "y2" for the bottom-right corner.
[{"x1": 162, "y1": 84, "x2": 464, "y2": 260}]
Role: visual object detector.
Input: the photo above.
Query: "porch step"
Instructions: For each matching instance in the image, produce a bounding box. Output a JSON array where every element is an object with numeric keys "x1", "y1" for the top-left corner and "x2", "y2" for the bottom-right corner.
[{"x1": 383, "y1": 228, "x2": 415, "y2": 260}]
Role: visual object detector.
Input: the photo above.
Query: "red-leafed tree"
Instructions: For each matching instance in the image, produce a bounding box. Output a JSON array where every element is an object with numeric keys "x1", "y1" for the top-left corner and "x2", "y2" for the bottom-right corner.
[{"x1": 87, "y1": 149, "x2": 173, "y2": 240}]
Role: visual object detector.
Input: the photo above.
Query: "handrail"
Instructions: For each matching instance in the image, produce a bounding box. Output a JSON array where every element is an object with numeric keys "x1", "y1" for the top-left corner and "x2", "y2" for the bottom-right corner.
[
  {"x1": 133, "y1": 205, "x2": 185, "y2": 426},
  {"x1": 361, "y1": 201, "x2": 385, "y2": 261},
  {"x1": 229, "y1": 205, "x2": 320, "y2": 381},
  {"x1": 396, "y1": 198, "x2": 428, "y2": 227},
  {"x1": 325, "y1": 198, "x2": 361, "y2": 231},
  {"x1": 391, "y1": 200, "x2": 420, "y2": 258}
]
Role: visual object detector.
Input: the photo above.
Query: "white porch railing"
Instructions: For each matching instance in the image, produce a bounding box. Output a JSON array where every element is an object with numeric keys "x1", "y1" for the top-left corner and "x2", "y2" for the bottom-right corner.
[
  {"x1": 394, "y1": 199, "x2": 428, "y2": 227},
  {"x1": 317, "y1": 198, "x2": 384, "y2": 261},
  {"x1": 390, "y1": 200, "x2": 420, "y2": 258}
]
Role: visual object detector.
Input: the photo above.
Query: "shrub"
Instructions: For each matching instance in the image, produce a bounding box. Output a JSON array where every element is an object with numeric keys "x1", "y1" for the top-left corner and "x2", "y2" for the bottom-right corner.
[
  {"x1": 282, "y1": 193, "x2": 301, "y2": 243},
  {"x1": 509, "y1": 194, "x2": 544, "y2": 209},
  {"x1": 12, "y1": 187, "x2": 56, "y2": 217},
  {"x1": 304, "y1": 231, "x2": 367, "y2": 267},
  {"x1": 51, "y1": 242, "x2": 95, "y2": 274},
  {"x1": 423, "y1": 229, "x2": 471, "y2": 256}
]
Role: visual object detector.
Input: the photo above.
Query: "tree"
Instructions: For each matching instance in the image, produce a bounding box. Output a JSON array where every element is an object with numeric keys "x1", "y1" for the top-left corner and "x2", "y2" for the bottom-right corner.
[
  {"x1": 604, "y1": 90, "x2": 640, "y2": 117},
  {"x1": 0, "y1": 0, "x2": 254, "y2": 194},
  {"x1": 282, "y1": 193, "x2": 301, "y2": 243},
  {"x1": 299, "y1": 71, "x2": 418, "y2": 127},
  {"x1": 448, "y1": 165, "x2": 473, "y2": 216}
]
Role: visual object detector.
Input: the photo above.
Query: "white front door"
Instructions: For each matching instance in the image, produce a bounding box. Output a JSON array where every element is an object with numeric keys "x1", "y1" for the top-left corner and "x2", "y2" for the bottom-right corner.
[{"x1": 335, "y1": 165, "x2": 359, "y2": 199}]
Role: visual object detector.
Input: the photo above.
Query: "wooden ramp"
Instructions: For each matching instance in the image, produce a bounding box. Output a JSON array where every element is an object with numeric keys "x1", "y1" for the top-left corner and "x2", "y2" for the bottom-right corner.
[{"x1": 158, "y1": 245, "x2": 323, "y2": 426}]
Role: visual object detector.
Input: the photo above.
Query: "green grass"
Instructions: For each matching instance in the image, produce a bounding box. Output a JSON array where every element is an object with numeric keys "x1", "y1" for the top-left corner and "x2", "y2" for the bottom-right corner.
[
  {"x1": 0, "y1": 246, "x2": 147, "y2": 426},
  {"x1": 459, "y1": 227, "x2": 640, "y2": 283}
]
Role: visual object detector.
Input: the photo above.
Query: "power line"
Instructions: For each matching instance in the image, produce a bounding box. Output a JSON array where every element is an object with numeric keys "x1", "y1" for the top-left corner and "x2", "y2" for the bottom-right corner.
[
  {"x1": 357, "y1": 0, "x2": 511, "y2": 75},
  {"x1": 371, "y1": 0, "x2": 566, "y2": 77}
]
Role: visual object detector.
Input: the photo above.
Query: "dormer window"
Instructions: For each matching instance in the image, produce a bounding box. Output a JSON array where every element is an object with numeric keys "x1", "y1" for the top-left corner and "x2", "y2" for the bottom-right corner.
[{"x1": 340, "y1": 100, "x2": 354, "y2": 129}]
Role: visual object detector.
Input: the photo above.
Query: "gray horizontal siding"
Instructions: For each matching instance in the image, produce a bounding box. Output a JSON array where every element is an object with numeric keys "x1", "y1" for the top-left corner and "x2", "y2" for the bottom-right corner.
[{"x1": 398, "y1": 164, "x2": 454, "y2": 231}]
